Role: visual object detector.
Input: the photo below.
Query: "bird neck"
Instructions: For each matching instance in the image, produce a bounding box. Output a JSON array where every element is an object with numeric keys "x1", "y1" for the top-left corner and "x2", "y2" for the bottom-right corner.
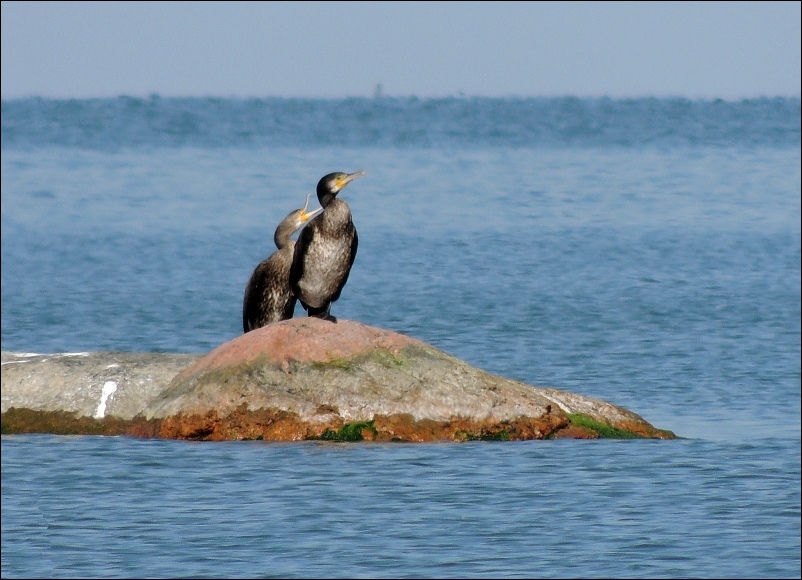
[
  {"x1": 274, "y1": 226, "x2": 295, "y2": 249},
  {"x1": 318, "y1": 197, "x2": 351, "y2": 222},
  {"x1": 317, "y1": 190, "x2": 337, "y2": 208}
]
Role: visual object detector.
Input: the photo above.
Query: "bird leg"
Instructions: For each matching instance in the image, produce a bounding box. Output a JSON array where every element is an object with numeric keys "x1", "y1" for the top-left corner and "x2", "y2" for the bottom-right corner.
[{"x1": 307, "y1": 302, "x2": 337, "y2": 322}]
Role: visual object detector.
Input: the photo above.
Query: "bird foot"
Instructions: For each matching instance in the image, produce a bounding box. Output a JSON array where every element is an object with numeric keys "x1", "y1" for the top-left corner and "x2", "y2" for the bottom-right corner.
[
  {"x1": 310, "y1": 312, "x2": 337, "y2": 323},
  {"x1": 304, "y1": 302, "x2": 337, "y2": 322}
]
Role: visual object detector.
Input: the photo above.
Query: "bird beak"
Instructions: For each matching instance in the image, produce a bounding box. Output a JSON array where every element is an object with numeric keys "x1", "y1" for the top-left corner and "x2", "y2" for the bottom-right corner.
[
  {"x1": 300, "y1": 193, "x2": 323, "y2": 221},
  {"x1": 337, "y1": 170, "x2": 366, "y2": 189}
]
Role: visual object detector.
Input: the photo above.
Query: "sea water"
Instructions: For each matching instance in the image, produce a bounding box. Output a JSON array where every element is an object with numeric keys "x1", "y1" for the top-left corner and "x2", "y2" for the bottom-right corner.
[{"x1": 1, "y1": 96, "x2": 800, "y2": 578}]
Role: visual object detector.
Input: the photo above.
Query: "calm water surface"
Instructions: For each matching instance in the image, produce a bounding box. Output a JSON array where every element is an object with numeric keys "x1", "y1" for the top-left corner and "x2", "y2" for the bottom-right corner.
[
  {"x1": 2, "y1": 97, "x2": 800, "y2": 578},
  {"x1": 2, "y1": 435, "x2": 799, "y2": 579}
]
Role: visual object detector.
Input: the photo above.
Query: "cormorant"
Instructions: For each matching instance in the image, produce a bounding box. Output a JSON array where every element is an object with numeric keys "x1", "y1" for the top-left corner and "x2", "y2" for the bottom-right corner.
[
  {"x1": 242, "y1": 194, "x2": 322, "y2": 333},
  {"x1": 290, "y1": 170, "x2": 366, "y2": 321}
]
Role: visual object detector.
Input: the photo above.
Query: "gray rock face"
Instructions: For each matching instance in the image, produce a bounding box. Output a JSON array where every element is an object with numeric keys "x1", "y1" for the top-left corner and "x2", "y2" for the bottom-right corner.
[{"x1": 1, "y1": 351, "x2": 202, "y2": 420}]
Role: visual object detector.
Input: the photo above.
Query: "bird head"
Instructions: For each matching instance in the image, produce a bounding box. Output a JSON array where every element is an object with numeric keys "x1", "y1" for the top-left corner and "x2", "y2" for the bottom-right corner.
[
  {"x1": 317, "y1": 170, "x2": 366, "y2": 207},
  {"x1": 299, "y1": 192, "x2": 323, "y2": 222}
]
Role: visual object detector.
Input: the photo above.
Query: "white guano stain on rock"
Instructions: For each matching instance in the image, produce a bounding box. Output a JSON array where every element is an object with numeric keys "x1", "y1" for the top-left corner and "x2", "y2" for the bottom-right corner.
[{"x1": 94, "y1": 381, "x2": 118, "y2": 419}]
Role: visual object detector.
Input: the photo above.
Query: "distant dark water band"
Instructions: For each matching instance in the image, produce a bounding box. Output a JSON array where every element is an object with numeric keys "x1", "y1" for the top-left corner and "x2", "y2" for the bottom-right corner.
[{"x1": 2, "y1": 96, "x2": 799, "y2": 149}]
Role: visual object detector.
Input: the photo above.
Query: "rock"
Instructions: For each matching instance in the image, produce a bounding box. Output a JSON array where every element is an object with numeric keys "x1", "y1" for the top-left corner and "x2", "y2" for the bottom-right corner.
[
  {"x1": 1, "y1": 351, "x2": 202, "y2": 419},
  {"x1": 1, "y1": 319, "x2": 676, "y2": 442}
]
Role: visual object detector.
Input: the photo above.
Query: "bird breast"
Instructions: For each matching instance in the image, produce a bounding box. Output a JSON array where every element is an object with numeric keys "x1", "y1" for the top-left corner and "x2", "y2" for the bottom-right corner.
[{"x1": 294, "y1": 201, "x2": 356, "y2": 307}]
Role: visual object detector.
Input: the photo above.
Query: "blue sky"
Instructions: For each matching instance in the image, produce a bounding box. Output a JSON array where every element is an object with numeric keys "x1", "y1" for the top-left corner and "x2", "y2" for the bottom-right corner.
[{"x1": 1, "y1": 1, "x2": 800, "y2": 99}]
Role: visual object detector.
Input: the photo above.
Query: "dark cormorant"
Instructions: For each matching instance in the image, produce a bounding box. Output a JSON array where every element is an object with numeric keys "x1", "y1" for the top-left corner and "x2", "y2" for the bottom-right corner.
[
  {"x1": 242, "y1": 194, "x2": 322, "y2": 333},
  {"x1": 290, "y1": 170, "x2": 366, "y2": 321}
]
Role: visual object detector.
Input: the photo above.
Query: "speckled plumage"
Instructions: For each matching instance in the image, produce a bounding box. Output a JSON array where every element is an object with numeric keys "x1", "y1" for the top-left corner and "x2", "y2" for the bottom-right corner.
[
  {"x1": 290, "y1": 171, "x2": 365, "y2": 321},
  {"x1": 242, "y1": 198, "x2": 321, "y2": 333}
]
